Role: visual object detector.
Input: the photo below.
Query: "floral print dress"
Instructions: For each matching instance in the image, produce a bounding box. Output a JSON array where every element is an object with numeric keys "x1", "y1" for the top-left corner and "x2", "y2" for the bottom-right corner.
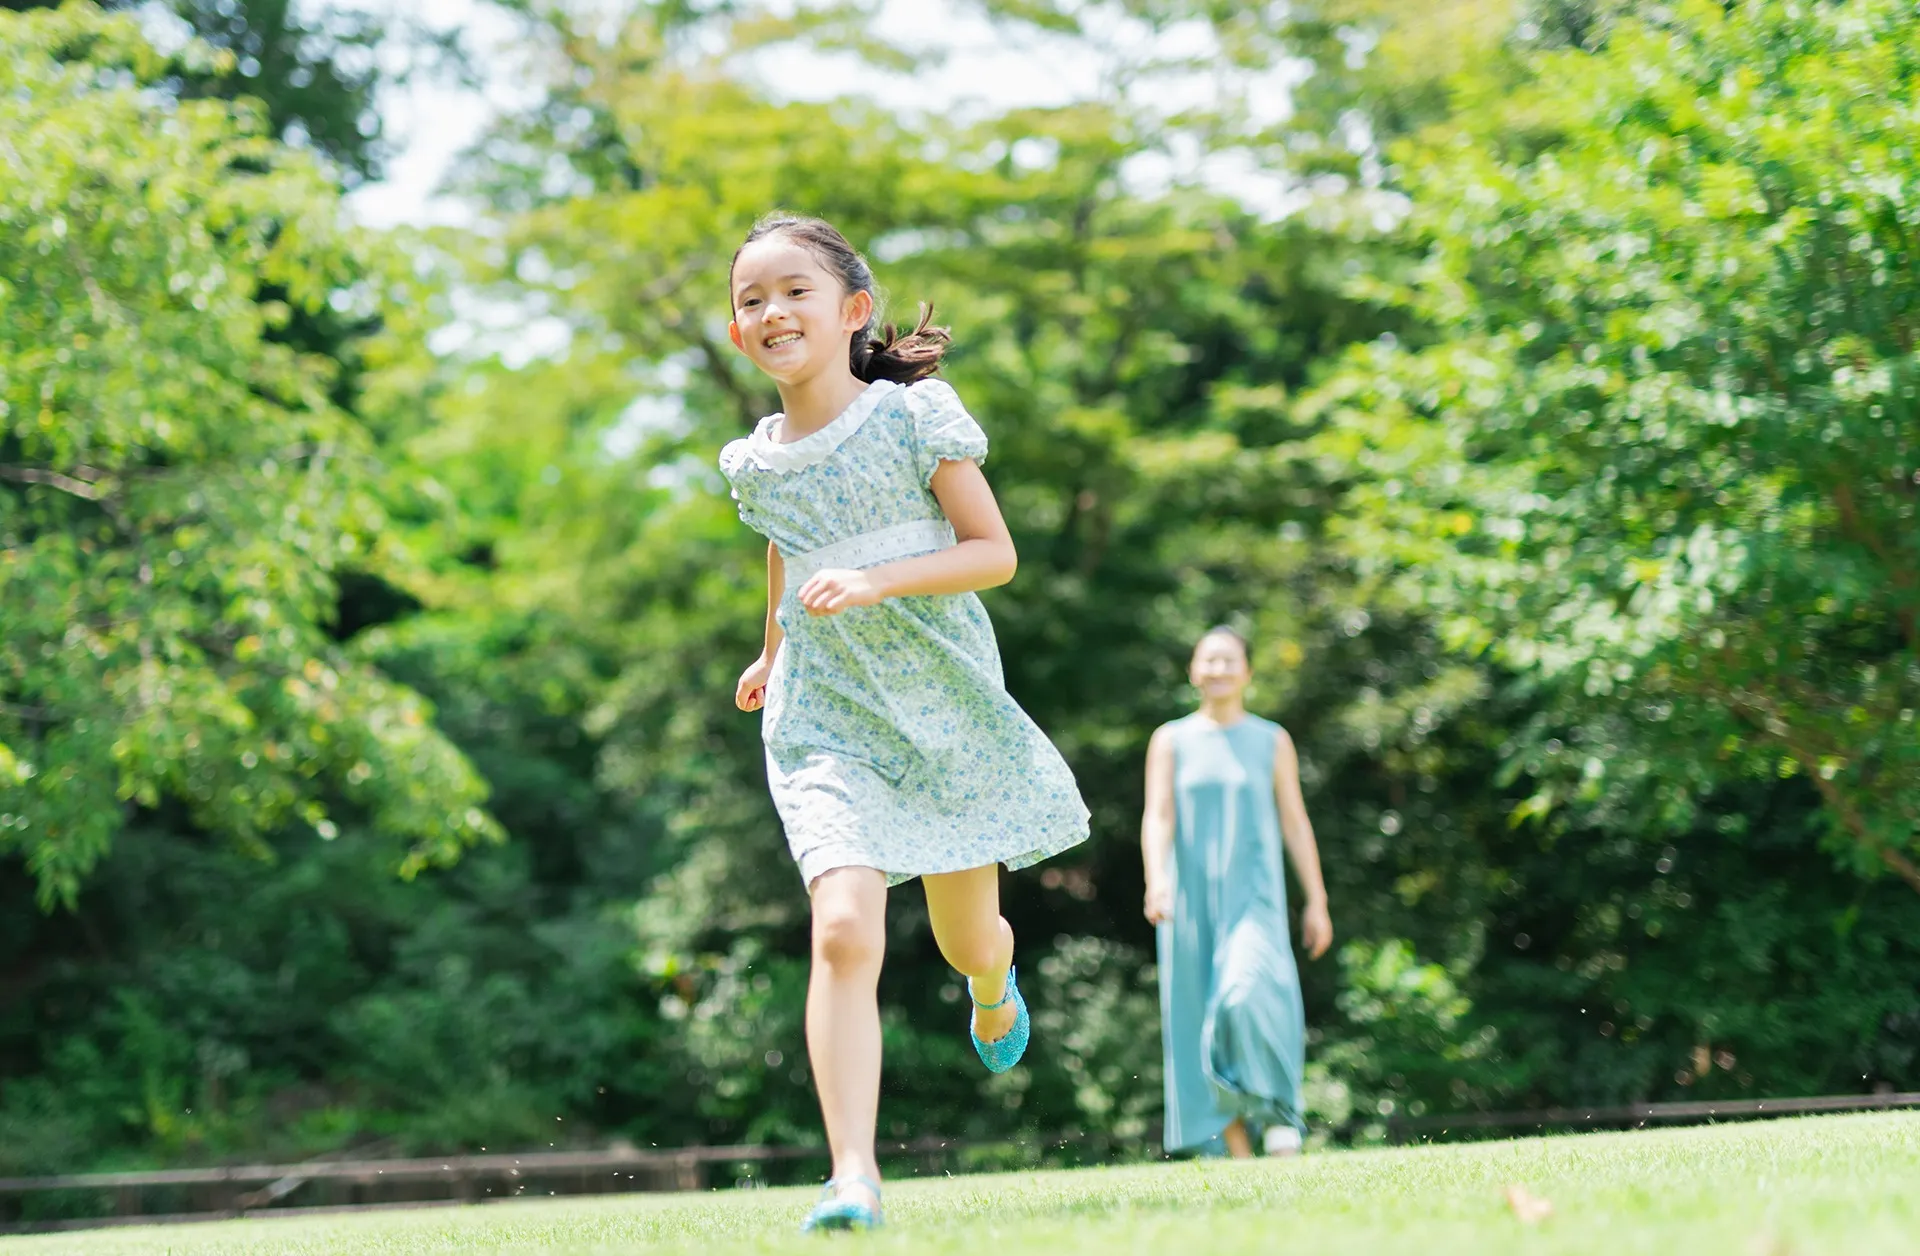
[{"x1": 719, "y1": 377, "x2": 1090, "y2": 888}]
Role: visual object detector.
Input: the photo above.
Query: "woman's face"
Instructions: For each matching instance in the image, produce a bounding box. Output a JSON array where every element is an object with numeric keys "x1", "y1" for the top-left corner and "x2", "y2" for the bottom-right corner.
[
  {"x1": 727, "y1": 237, "x2": 871, "y2": 387},
  {"x1": 1189, "y1": 632, "x2": 1251, "y2": 702}
]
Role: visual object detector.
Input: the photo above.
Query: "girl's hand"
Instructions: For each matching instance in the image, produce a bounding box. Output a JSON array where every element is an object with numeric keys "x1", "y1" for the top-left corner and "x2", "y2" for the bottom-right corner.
[
  {"x1": 797, "y1": 568, "x2": 883, "y2": 616},
  {"x1": 735, "y1": 653, "x2": 774, "y2": 712},
  {"x1": 1301, "y1": 899, "x2": 1334, "y2": 960},
  {"x1": 1143, "y1": 879, "x2": 1173, "y2": 926}
]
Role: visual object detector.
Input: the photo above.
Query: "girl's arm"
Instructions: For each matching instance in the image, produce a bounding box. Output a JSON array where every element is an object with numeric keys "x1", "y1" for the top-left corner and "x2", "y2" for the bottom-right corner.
[
  {"x1": 794, "y1": 459, "x2": 1014, "y2": 613},
  {"x1": 1141, "y1": 725, "x2": 1176, "y2": 925},
  {"x1": 735, "y1": 542, "x2": 785, "y2": 712},
  {"x1": 761, "y1": 541, "x2": 786, "y2": 656},
  {"x1": 1273, "y1": 728, "x2": 1334, "y2": 959}
]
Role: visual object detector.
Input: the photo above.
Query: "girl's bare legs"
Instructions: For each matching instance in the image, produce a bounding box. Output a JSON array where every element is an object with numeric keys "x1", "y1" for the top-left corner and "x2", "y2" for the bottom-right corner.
[
  {"x1": 806, "y1": 867, "x2": 889, "y2": 1209},
  {"x1": 1222, "y1": 1119, "x2": 1254, "y2": 1159},
  {"x1": 922, "y1": 865, "x2": 1018, "y2": 1043}
]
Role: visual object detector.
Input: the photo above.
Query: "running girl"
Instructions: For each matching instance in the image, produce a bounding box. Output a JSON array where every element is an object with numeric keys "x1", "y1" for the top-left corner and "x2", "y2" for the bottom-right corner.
[{"x1": 718, "y1": 214, "x2": 1090, "y2": 1233}]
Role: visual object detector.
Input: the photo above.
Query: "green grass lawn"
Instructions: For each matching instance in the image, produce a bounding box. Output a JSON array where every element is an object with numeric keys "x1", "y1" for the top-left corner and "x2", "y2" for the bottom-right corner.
[{"x1": 4, "y1": 1111, "x2": 1915, "y2": 1255}]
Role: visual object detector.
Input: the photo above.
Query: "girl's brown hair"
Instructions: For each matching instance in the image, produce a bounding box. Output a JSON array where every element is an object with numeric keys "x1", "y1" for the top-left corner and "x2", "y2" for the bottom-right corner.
[{"x1": 729, "y1": 213, "x2": 950, "y2": 384}]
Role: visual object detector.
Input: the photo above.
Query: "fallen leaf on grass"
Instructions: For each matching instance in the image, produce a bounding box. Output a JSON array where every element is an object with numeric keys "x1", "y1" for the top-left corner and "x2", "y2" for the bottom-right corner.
[{"x1": 1504, "y1": 1184, "x2": 1554, "y2": 1224}]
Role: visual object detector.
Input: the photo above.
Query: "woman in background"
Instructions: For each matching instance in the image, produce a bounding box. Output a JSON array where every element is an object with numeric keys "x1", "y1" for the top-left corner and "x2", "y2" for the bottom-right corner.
[{"x1": 1142, "y1": 626, "x2": 1333, "y2": 1158}]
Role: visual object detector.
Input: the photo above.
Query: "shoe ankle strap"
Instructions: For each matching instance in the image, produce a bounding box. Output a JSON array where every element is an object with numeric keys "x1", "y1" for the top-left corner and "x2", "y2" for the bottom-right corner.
[
  {"x1": 825, "y1": 1174, "x2": 882, "y2": 1200},
  {"x1": 968, "y1": 964, "x2": 1018, "y2": 1010}
]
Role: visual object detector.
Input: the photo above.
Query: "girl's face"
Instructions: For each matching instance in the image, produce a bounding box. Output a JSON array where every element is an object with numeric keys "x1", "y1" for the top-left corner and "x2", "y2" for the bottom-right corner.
[
  {"x1": 728, "y1": 237, "x2": 872, "y2": 386},
  {"x1": 1189, "y1": 632, "x2": 1251, "y2": 702}
]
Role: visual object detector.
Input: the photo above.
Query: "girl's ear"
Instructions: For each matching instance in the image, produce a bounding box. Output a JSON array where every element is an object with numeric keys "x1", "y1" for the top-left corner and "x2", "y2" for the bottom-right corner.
[
  {"x1": 728, "y1": 320, "x2": 746, "y2": 352},
  {"x1": 843, "y1": 288, "x2": 874, "y2": 331}
]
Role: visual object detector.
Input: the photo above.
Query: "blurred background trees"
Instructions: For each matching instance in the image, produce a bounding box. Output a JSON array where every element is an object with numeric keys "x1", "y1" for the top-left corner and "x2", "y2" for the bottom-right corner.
[
  {"x1": 2, "y1": 0, "x2": 1915, "y2": 1186},
  {"x1": 1, "y1": 0, "x2": 394, "y2": 182}
]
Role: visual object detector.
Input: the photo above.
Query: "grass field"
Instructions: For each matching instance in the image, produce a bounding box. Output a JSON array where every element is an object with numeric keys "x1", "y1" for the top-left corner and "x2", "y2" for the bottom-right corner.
[{"x1": 4, "y1": 1112, "x2": 1914, "y2": 1255}]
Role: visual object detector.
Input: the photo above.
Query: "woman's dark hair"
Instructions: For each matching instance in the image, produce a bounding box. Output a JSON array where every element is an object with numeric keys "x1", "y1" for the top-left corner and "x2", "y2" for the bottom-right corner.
[
  {"x1": 1195, "y1": 624, "x2": 1250, "y2": 655},
  {"x1": 728, "y1": 213, "x2": 951, "y2": 384}
]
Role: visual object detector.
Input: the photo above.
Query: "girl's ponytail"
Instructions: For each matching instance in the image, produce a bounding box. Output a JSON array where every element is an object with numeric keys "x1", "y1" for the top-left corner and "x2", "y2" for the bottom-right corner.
[
  {"x1": 730, "y1": 213, "x2": 954, "y2": 385},
  {"x1": 852, "y1": 304, "x2": 951, "y2": 384}
]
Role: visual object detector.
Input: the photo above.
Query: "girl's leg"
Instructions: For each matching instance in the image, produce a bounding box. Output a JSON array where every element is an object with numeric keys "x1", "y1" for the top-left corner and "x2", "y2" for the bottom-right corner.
[
  {"x1": 1222, "y1": 1119, "x2": 1254, "y2": 1159},
  {"x1": 921, "y1": 865, "x2": 1018, "y2": 1043},
  {"x1": 807, "y1": 866, "x2": 890, "y2": 1205}
]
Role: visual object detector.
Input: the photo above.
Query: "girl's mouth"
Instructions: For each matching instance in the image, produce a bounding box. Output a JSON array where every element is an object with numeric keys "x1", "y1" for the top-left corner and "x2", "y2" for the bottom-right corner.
[{"x1": 765, "y1": 332, "x2": 803, "y2": 350}]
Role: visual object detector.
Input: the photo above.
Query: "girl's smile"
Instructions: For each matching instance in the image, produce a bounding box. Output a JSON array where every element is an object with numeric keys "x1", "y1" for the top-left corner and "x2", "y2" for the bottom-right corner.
[{"x1": 728, "y1": 239, "x2": 870, "y2": 387}]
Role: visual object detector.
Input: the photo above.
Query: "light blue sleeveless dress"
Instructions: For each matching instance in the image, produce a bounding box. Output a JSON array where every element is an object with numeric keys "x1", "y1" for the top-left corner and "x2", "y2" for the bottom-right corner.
[{"x1": 1156, "y1": 713, "x2": 1307, "y2": 1152}]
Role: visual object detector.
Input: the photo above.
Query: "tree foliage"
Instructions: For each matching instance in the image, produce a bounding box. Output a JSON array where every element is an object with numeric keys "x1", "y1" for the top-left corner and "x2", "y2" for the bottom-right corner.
[
  {"x1": 1313, "y1": 0, "x2": 1920, "y2": 892},
  {"x1": 2, "y1": 0, "x2": 390, "y2": 182},
  {"x1": 0, "y1": 6, "x2": 496, "y2": 908}
]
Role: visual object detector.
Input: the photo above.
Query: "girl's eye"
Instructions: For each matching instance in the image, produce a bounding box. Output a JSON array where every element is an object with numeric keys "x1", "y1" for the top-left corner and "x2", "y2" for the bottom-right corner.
[{"x1": 788, "y1": 288, "x2": 809, "y2": 297}]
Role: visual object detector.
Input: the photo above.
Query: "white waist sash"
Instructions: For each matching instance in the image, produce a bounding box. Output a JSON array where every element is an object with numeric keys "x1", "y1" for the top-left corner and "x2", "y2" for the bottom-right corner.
[{"x1": 783, "y1": 518, "x2": 955, "y2": 584}]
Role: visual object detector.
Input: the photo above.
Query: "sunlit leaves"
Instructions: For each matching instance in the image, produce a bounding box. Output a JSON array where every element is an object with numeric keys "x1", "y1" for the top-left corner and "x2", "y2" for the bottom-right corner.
[
  {"x1": 1313, "y1": 0, "x2": 1920, "y2": 890},
  {"x1": 0, "y1": 6, "x2": 498, "y2": 907}
]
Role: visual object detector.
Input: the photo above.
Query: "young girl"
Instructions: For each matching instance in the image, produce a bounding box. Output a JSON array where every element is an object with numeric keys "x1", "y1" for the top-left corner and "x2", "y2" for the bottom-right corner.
[{"x1": 718, "y1": 213, "x2": 1090, "y2": 1232}]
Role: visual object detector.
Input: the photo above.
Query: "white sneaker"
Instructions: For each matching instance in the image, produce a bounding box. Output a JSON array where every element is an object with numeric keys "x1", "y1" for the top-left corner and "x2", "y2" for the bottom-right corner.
[{"x1": 1263, "y1": 1125, "x2": 1303, "y2": 1157}]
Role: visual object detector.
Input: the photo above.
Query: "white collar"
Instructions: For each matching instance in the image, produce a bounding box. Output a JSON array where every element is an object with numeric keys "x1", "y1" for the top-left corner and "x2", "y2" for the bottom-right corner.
[{"x1": 747, "y1": 380, "x2": 899, "y2": 474}]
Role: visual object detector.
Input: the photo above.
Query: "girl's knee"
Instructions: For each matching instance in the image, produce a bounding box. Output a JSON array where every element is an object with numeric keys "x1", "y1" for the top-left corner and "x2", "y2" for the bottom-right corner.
[
  {"x1": 936, "y1": 916, "x2": 1012, "y2": 977},
  {"x1": 808, "y1": 867, "x2": 886, "y2": 970},
  {"x1": 813, "y1": 903, "x2": 884, "y2": 970}
]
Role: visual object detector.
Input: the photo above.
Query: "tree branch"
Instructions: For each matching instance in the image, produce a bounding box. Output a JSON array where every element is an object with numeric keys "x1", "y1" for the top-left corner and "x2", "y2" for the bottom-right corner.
[
  {"x1": 1833, "y1": 478, "x2": 1919, "y2": 656},
  {"x1": 0, "y1": 465, "x2": 106, "y2": 501},
  {"x1": 64, "y1": 233, "x2": 124, "y2": 327},
  {"x1": 636, "y1": 253, "x2": 707, "y2": 307},
  {"x1": 1723, "y1": 686, "x2": 1920, "y2": 897},
  {"x1": 1880, "y1": 846, "x2": 1920, "y2": 895},
  {"x1": 682, "y1": 328, "x2": 764, "y2": 431}
]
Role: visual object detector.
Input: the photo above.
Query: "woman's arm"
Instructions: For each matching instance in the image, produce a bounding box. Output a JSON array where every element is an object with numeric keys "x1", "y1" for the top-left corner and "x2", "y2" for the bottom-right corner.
[
  {"x1": 1141, "y1": 726, "x2": 1176, "y2": 925},
  {"x1": 794, "y1": 459, "x2": 1014, "y2": 614},
  {"x1": 1273, "y1": 728, "x2": 1334, "y2": 959}
]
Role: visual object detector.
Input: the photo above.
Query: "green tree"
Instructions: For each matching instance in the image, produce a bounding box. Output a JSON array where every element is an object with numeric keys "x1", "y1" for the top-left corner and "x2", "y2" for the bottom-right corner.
[
  {"x1": 1311, "y1": 0, "x2": 1920, "y2": 894},
  {"x1": 3, "y1": 0, "x2": 391, "y2": 182},
  {"x1": 0, "y1": 5, "x2": 496, "y2": 907}
]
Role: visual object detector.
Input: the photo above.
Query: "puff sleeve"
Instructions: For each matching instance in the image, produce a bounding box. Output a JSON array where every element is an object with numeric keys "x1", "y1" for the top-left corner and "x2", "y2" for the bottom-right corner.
[
  {"x1": 718, "y1": 437, "x2": 769, "y2": 537},
  {"x1": 903, "y1": 378, "x2": 989, "y2": 486}
]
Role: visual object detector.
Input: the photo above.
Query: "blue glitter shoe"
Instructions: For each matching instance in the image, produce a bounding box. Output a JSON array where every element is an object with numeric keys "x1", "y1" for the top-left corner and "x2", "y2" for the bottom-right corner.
[
  {"x1": 968, "y1": 964, "x2": 1029, "y2": 1074},
  {"x1": 800, "y1": 1175, "x2": 882, "y2": 1234}
]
